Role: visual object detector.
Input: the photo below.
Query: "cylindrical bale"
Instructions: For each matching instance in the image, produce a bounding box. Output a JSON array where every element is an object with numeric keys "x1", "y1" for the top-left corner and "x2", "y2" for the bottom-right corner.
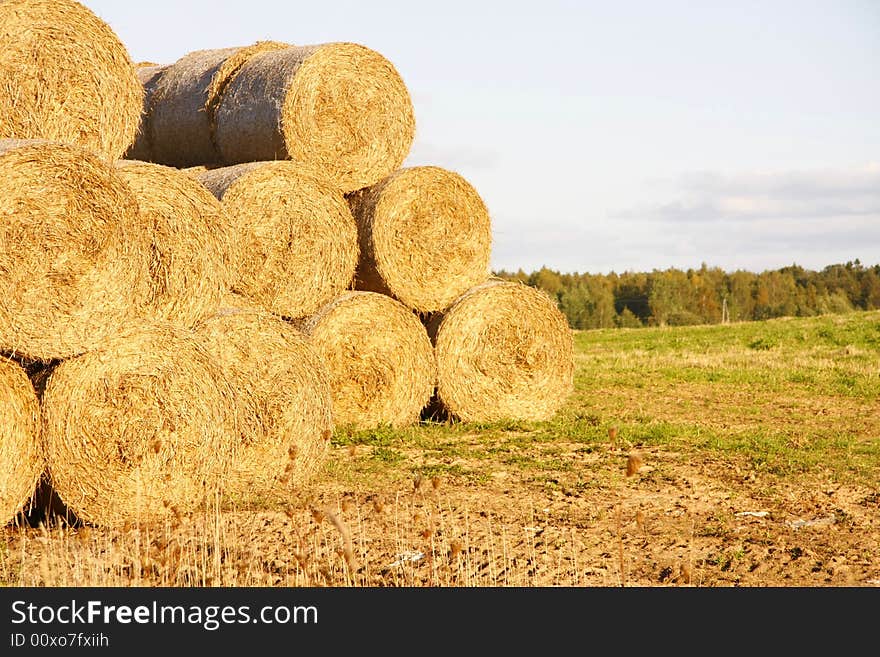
[
  {"x1": 302, "y1": 291, "x2": 435, "y2": 430},
  {"x1": 198, "y1": 161, "x2": 358, "y2": 320},
  {"x1": 194, "y1": 294, "x2": 334, "y2": 501},
  {"x1": 0, "y1": 358, "x2": 43, "y2": 526},
  {"x1": 114, "y1": 160, "x2": 236, "y2": 328},
  {"x1": 215, "y1": 43, "x2": 415, "y2": 192},
  {"x1": 0, "y1": 0, "x2": 143, "y2": 161},
  {"x1": 124, "y1": 64, "x2": 169, "y2": 162},
  {"x1": 348, "y1": 166, "x2": 493, "y2": 313},
  {"x1": 0, "y1": 139, "x2": 150, "y2": 361},
  {"x1": 40, "y1": 323, "x2": 240, "y2": 527},
  {"x1": 148, "y1": 42, "x2": 289, "y2": 167},
  {"x1": 428, "y1": 280, "x2": 574, "y2": 423}
]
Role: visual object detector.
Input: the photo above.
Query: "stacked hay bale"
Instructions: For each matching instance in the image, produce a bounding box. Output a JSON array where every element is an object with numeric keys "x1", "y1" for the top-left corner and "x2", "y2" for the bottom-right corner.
[
  {"x1": 427, "y1": 280, "x2": 574, "y2": 423},
  {"x1": 0, "y1": 139, "x2": 150, "y2": 361},
  {"x1": 197, "y1": 161, "x2": 358, "y2": 321},
  {"x1": 301, "y1": 292, "x2": 436, "y2": 430},
  {"x1": 131, "y1": 41, "x2": 415, "y2": 192},
  {"x1": 0, "y1": 0, "x2": 143, "y2": 161},
  {"x1": 40, "y1": 323, "x2": 241, "y2": 527},
  {"x1": 194, "y1": 294, "x2": 335, "y2": 503},
  {"x1": 347, "y1": 165, "x2": 493, "y2": 314},
  {"x1": 113, "y1": 160, "x2": 237, "y2": 328}
]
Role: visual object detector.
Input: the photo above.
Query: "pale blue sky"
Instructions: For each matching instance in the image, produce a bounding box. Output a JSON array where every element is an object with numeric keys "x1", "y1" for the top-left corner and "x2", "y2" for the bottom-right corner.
[{"x1": 84, "y1": 0, "x2": 879, "y2": 274}]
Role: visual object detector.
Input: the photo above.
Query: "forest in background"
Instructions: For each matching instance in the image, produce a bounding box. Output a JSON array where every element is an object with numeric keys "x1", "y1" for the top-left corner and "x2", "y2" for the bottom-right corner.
[{"x1": 494, "y1": 260, "x2": 880, "y2": 329}]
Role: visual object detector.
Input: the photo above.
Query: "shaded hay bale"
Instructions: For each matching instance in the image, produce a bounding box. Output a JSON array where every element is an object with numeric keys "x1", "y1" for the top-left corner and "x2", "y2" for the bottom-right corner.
[
  {"x1": 0, "y1": 139, "x2": 150, "y2": 361},
  {"x1": 114, "y1": 160, "x2": 236, "y2": 328},
  {"x1": 0, "y1": 0, "x2": 143, "y2": 161},
  {"x1": 215, "y1": 43, "x2": 415, "y2": 192},
  {"x1": 348, "y1": 166, "x2": 492, "y2": 313},
  {"x1": 302, "y1": 291, "x2": 435, "y2": 429},
  {"x1": 428, "y1": 280, "x2": 574, "y2": 422},
  {"x1": 198, "y1": 161, "x2": 358, "y2": 320},
  {"x1": 124, "y1": 64, "x2": 169, "y2": 162},
  {"x1": 0, "y1": 358, "x2": 43, "y2": 526},
  {"x1": 148, "y1": 42, "x2": 289, "y2": 167},
  {"x1": 194, "y1": 294, "x2": 334, "y2": 502},
  {"x1": 41, "y1": 323, "x2": 240, "y2": 527}
]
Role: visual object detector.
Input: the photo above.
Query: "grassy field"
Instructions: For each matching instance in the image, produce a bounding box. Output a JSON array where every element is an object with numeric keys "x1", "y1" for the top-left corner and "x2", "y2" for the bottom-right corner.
[{"x1": 3, "y1": 309, "x2": 879, "y2": 587}]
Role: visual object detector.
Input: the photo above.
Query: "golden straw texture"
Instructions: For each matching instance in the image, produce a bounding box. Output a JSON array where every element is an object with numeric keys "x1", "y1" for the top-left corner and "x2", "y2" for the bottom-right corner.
[
  {"x1": 0, "y1": 358, "x2": 42, "y2": 526},
  {"x1": 0, "y1": 0, "x2": 143, "y2": 161},
  {"x1": 198, "y1": 161, "x2": 358, "y2": 320},
  {"x1": 114, "y1": 160, "x2": 236, "y2": 328},
  {"x1": 302, "y1": 291, "x2": 435, "y2": 429},
  {"x1": 41, "y1": 323, "x2": 240, "y2": 527},
  {"x1": 215, "y1": 43, "x2": 415, "y2": 192},
  {"x1": 0, "y1": 139, "x2": 150, "y2": 361},
  {"x1": 148, "y1": 42, "x2": 289, "y2": 167},
  {"x1": 349, "y1": 166, "x2": 493, "y2": 313},
  {"x1": 428, "y1": 280, "x2": 574, "y2": 422},
  {"x1": 195, "y1": 295, "x2": 334, "y2": 502}
]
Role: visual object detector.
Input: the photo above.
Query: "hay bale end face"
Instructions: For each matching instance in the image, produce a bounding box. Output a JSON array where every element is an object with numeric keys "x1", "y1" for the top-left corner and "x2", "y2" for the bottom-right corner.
[
  {"x1": 148, "y1": 42, "x2": 289, "y2": 167},
  {"x1": 194, "y1": 295, "x2": 334, "y2": 502},
  {"x1": 0, "y1": 358, "x2": 43, "y2": 526},
  {"x1": 215, "y1": 43, "x2": 415, "y2": 192},
  {"x1": 429, "y1": 280, "x2": 574, "y2": 423},
  {"x1": 0, "y1": 0, "x2": 143, "y2": 161},
  {"x1": 114, "y1": 160, "x2": 236, "y2": 328},
  {"x1": 302, "y1": 291, "x2": 436, "y2": 430},
  {"x1": 198, "y1": 161, "x2": 358, "y2": 320},
  {"x1": 0, "y1": 139, "x2": 149, "y2": 361},
  {"x1": 41, "y1": 324, "x2": 239, "y2": 527},
  {"x1": 349, "y1": 166, "x2": 492, "y2": 313}
]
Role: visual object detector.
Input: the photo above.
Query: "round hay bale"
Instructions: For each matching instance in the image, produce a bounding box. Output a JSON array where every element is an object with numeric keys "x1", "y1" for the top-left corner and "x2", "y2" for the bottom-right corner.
[
  {"x1": 149, "y1": 42, "x2": 289, "y2": 167},
  {"x1": 0, "y1": 357, "x2": 43, "y2": 526},
  {"x1": 215, "y1": 43, "x2": 415, "y2": 192},
  {"x1": 428, "y1": 280, "x2": 574, "y2": 423},
  {"x1": 302, "y1": 291, "x2": 435, "y2": 430},
  {"x1": 40, "y1": 323, "x2": 240, "y2": 527},
  {"x1": 0, "y1": 139, "x2": 150, "y2": 361},
  {"x1": 194, "y1": 295, "x2": 334, "y2": 502},
  {"x1": 349, "y1": 166, "x2": 493, "y2": 313},
  {"x1": 114, "y1": 160, "x2": 236, "y2": 328},
  {"x1": 124, "y1": 64, "x2": 170, "y2": 162},
  {"x1": 198, "y1": 161, "x2": 358, "y2": 320},
  {"x1": 0, "y1": 0, "x2": 143, "y2": 161}
]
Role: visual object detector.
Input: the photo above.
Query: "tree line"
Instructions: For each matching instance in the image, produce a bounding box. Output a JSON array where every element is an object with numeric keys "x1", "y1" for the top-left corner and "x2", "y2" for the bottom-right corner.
[{"x1": 494, "y1": 260, "x2": 880, "y2": 329}]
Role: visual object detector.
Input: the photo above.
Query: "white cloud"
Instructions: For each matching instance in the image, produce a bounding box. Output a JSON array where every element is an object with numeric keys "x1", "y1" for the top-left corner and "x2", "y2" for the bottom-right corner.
[{"x1": 617, "y1": 164, "x2": 880, "y2": 223}]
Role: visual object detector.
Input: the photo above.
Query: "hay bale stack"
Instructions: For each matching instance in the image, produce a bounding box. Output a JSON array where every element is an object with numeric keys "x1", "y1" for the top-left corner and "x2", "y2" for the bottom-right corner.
[
  {"x1": 0, "y1": 0, "x2": 143, "y2": 161},
  {"x1": 0, "y1": 139, "x2": 149, "y2": 361},
  {"x1": 114, "y1": 160, "x2": 236, "y2": 328},
  {"x1": 302, "y1": 291, "x2": 435, "y2": 430},
  {"x1": 215, "y1": 43, "x2": 415, "y2": 192},
  {"x1": 124, "y1": 64, "x2": 169, "y2": 162},
  {"x1": 0, "y1": 358, "x2": 43, "y2": 526},
  {"x1": 198, "y1": 161, "x2": 358, "y2": 320},
  {"x1": 428, "y1": 280, "x2": 574, "y2": 422},
  {"x1": 348, "y1": 166, "x2": 492, "y2": 313},
  {"x1": 194, "y1": 294, "x2": 334, "y2": 501},
  {"x1": 148, "y1": 41, "x2": 289, "y2": 167},
  {"x1": 40, "y1": 323, "x2": 240, "y2": 527}
]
